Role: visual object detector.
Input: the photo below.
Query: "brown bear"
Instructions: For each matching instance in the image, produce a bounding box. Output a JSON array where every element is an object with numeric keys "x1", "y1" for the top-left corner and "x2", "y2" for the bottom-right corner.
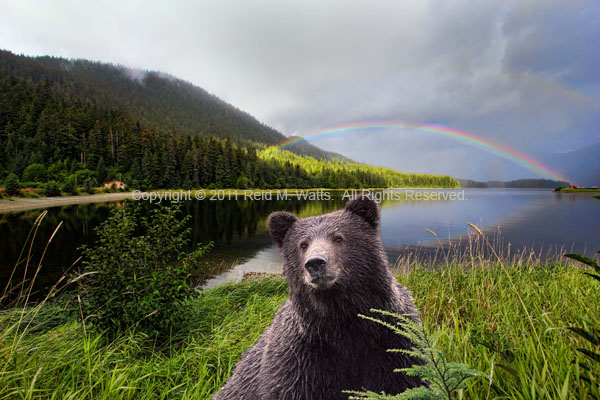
[{"x1": 212, "y1": 196, "x2": 423, "y2": 400}]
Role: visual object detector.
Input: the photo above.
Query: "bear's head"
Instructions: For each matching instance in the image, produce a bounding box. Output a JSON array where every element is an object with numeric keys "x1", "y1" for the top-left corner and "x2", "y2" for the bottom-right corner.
[{"x1": 268, "y1": 196, "x2": 391, "y2": 302}]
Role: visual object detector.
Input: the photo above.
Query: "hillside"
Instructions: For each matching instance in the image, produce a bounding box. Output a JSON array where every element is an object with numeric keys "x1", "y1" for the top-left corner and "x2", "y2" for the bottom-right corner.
[
  {"x1": 0, "y1": 49, "x2": 341, "y2": 161},
  {"x1": 0, "y1": 50, "x2": 458, "y2": 190},
  {"x1": 263, "y1": 147, "x2": 458, "y2": 188},
  {"x1": 544, "y1": 144, "x2": 600, "y2": 186}
]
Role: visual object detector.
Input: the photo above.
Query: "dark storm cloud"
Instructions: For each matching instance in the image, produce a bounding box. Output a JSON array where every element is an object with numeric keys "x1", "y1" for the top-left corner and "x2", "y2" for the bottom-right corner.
[
  {"x1": 502, "y1": 0, "x2": 600, "y2": 88},
  {"x1": 0, "y1": 0, "x2": 598, "y2": 180}
]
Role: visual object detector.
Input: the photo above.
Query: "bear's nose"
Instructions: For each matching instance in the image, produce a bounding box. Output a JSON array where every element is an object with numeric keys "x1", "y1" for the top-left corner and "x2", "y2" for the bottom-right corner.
[{"x1": 305, "y1": 255, "x2": 327, "y2": 276}]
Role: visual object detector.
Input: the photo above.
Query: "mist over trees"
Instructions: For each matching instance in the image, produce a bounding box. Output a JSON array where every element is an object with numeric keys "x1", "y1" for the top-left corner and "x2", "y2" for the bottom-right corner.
[
  {"x1": 0, "y1": 51, "x2": 458, "y2": 190},
  {"x1": 0, "y1": 50, "x2": 341, "y2": 160}
]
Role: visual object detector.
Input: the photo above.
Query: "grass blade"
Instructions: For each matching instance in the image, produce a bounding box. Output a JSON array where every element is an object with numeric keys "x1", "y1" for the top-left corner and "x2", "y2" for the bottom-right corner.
[
  {"x1": 567, "y1": 327, "x2": 600, "y2": 346},
  {"x1": 564, "y1": 253, "x2": 599, "y2": 270}
]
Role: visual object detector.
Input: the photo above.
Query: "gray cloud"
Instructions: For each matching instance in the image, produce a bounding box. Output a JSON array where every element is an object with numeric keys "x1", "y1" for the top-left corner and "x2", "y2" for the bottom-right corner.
[
  {"x1": 0, "y1": 0, "x2": 598, "y2": 180},
  {"x1": 502, "y1": 0, "x2": 600, "y2": 87}
]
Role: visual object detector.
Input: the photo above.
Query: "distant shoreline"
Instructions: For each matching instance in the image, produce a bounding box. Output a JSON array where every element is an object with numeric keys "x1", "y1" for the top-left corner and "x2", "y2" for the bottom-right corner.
[
  {"x1": 0, "y1": 192, "x2": 136, "y2": 213},
  {"x1": 0, "y1": 187, "x2": 467, "y2": 214},
  {"x1": 6, "y1": 187, "x2": 589, "y2": 214},
  {"x1": 554, "y1": 188, "x2": 600, "y2": 193}
]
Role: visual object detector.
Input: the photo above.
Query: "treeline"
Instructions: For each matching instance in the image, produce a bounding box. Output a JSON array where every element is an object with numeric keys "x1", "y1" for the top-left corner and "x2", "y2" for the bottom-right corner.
[
  {"x1": 0, "y1": 49, "x2": 341, "y2": 161},
  {"x1": 261, "y1": 147, "x2": 459, "y2": 188},
  {"x1": 459, "y1": 178, "x2": 569, "y2": 188},
  {"x1": 0, "y1": 69, "x2": 458, "y2": 191}
]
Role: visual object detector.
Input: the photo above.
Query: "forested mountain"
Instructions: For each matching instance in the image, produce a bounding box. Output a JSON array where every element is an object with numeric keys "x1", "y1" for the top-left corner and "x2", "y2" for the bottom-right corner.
[
  {"x1": 263, "y1": 146, "x2": 458, "y2": 188},
  {"x1": 0, "y1": 50, "x2": 458, "y2": 191},
  {"x1": 0, "y1": 50, "x2": 341, "y2": 160}
]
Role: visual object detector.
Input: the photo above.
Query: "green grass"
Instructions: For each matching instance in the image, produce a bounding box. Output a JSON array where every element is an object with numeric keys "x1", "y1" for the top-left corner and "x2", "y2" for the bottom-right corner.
[
  {"x1": 1, "y1": 264, "x2": 599, "y2": 399},
  {"x1": 555, "y1": 188, "x2": 600, "y2": 193},
  {"x1": 401, "y1": 263, "x2": 599, "y2": 399},
  {"x1": 0, "y1": 277, "x2": 288, "y2": 400}
]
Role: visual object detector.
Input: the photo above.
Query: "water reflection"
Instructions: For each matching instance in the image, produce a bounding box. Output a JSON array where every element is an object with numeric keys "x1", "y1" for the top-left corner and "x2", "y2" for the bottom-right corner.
[{"x1": 0, "y1": 189, "x2": 598, "y2": 293}]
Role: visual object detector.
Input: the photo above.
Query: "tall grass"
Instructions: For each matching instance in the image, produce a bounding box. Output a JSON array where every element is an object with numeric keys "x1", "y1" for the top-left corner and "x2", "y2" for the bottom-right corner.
[
  {"x1": 394, "y1": 224, "x2": 599, "y2": 398},
  {"x1": 0, "y1": 277, "x2": 288, "y2": 399},
  {"x1": 1, "y1": 222, "x2": 598, "y2": 399},
  {"x1": 3, "y1": 265, "x2": 597, "y2": 399},
  {"x1": 394, "y1": 225, "x2": 581, "y2": 272},
  {"x1": 401, "y1": 263, "x2": 599, "y2": 399}
]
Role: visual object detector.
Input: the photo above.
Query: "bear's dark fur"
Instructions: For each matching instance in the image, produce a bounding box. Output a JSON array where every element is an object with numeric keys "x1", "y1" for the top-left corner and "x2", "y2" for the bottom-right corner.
[{"x1": 213, "y1": 196, "x2": 423, "y2": 400}]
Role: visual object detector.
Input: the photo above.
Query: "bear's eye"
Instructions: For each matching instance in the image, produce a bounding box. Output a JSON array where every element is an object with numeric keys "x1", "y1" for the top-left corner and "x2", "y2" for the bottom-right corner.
[
  {"x1": 300, "y1": 241, "x2": 309, "y2": 250},
  {"x1": 333, "y1": 235, "x2": 344, "y2": 244}
]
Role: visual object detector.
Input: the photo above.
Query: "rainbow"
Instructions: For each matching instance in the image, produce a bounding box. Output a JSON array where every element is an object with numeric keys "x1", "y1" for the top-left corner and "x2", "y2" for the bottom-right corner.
[{"x1": 266, "y1": 122, "x2": 569, "y2": 183}]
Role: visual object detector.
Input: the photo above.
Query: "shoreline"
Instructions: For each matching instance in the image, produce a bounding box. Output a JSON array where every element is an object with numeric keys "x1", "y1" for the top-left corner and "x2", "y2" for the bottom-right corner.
[
  {"x1": 0, "y1": 192, "x2": 136, "y2": 213},
  {"x1": 0, "y1": 187, "x2": 464, "y2": 214},
  {"x1": 555, "y1": 188, "x2": 600, "y2": 193}
]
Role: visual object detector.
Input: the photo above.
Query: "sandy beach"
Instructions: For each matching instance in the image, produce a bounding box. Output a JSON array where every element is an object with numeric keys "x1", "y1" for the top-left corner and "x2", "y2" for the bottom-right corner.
[{"x1": 0, "y1": 192, "x2": 136, "y2": 214}]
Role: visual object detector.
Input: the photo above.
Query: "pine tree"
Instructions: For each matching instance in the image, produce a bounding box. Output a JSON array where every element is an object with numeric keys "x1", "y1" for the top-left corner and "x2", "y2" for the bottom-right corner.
[
  {"x1": 4, "y1": 173, "x2": 21, "y2": 196},
  {"x1": 181, "y1": 149, "x2": 194, "y2": 189},
  {"x1": 162, "y1": 140, "x2": 179, "y2": 188},
  {"x1": 88, "y1": 120, "x2": 104, "y2": 166},
  {"x1": 130, "y1": 158, "x2": 142, "y2": 181},
  {"x1": 96, "y1": 156, "x2": 107, "y2": 183}
]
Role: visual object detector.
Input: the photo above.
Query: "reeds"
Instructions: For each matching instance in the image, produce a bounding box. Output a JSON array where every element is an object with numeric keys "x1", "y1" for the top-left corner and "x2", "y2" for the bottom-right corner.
[{"x1": 393, "y1": 224, "x2": 579, "y2": 274}]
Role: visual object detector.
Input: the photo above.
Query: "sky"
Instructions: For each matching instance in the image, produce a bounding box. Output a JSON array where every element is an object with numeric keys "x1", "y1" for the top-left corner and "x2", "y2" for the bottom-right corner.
[{"x1": 1, "y1": 0, "x2": 599, "y2": 181}]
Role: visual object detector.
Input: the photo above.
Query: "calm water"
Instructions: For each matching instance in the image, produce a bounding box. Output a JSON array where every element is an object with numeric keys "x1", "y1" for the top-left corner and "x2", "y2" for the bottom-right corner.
[{"x1": 0, "y1": 189, "x2": 598, "y2": 293}]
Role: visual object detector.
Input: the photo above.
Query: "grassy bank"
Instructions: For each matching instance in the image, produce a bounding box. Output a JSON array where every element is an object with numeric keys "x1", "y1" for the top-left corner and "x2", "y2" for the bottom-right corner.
[
  {"x1": 555, "y1": 188, "x2": 600, "y2": 193},
  {"x1": 1, "y1": 263, "x2": 599, "y2": 399}
]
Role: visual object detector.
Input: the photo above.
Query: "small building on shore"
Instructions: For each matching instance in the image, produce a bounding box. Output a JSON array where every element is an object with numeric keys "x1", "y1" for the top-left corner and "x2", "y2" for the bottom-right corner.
[{"x1": 103, "y1": 180, "x2": 127, "y2": 189}]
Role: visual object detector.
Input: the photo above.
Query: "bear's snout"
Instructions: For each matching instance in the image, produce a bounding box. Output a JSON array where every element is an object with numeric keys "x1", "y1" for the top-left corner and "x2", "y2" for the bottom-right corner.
[
  {"x1": 305, "y1": 255, "x2": 327, "y2": 277},
  {"x1": 304, "y1": 253, "x2": 337, "y2": 288}
]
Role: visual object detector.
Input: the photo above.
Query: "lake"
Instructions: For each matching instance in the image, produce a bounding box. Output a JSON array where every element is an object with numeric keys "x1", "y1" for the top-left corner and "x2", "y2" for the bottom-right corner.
[{"x1": 1, "y1": 189, "x2": 598, "y2": 295}]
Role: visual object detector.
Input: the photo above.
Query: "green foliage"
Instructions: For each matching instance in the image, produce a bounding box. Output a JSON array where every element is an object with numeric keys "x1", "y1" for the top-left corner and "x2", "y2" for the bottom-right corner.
[
  {"x1": 75, "y1": 204, "x2": 213, "y2": 343},
  {"x1": 47, "y1": 160, "x2": 69, "y2": 183},
  {"x1": 61, "y1": 174, "x2": 78, "y2": 195},
  {"x1": 75, "y1": 168, "x2": 97, "y2": 184},
  {"x1": 0, "y1": 50, "x2": 458, "y2": 190},
  {"x1": 96, "y1": 157, "x2": 107, "y2": 183},
  {"x1": 3, "y1": 173, "x2": 20, "y2": 196},
  {"x1": 347, "y1": 310, "x2": 487, "y2": 400},
  {"x1": 469, "y1": 327, "x2": 515, "y2": 363},
  {"x1": 82, "y1": 178, "x2": 96, "y2": 194},
  {"x1": 1, "y1": 265, "x2": 600, "y2": 399},
  {"x1": 0, "y1": 50, "x2": 341, "y2": 160},
  {"x1": 22, "y1": 163, "x2": 46, "y2": 182},
  {"x1": 400, "y1": 263, "x2": 600, "y2": 399},
  {"x1": 563, "y1": 251, "x2": 600, "y2": 397},
  {"x1": 261, "y1": 147, "x2": 459, "y2": 188},
  {"x1": 43, "y1": 181, "x2": 61, "y2": 197},
  {"x1": 0, "y1": 276, "x2": 288, "y2": 400}
]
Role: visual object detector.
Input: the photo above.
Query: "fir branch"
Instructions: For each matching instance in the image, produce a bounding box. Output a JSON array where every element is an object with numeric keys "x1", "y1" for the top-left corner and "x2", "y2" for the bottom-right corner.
[{"x1": 346, "y1": 309, "x2": 488, "y2": 400}]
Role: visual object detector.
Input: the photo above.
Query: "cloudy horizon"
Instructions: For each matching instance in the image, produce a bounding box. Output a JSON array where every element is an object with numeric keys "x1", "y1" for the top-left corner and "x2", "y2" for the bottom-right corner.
[{"x1": 1, "y1": 0, "x2": 598, "y2": 181}]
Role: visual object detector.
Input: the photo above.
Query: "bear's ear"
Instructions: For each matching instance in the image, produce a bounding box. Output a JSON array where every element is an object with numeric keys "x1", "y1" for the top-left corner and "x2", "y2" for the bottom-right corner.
[
  {"x1": 345, "y1": 195, "x2": 380, "y2": 227},
  {"x1": 268, "y1": 211, "x2": 298, "y2": 247}
]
